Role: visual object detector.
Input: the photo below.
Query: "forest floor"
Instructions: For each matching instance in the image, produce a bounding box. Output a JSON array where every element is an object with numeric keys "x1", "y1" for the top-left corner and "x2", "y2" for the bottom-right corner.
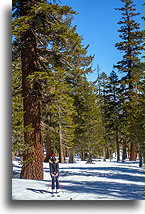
[{"x1": 12, "y1": 157, "x2": 144, "y2": 200}]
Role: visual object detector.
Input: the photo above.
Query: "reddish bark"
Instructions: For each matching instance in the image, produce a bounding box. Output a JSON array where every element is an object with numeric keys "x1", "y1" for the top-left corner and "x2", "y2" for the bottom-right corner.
[
  {"x1": 44, "y1": 135, "x2": 52, "y2": 162},
  {"x1": 20, "y1": 0, "x2": 44, "y2": 180},
  {"x1": 129, "y1": 143, "x2": 137, "y2": 161}
]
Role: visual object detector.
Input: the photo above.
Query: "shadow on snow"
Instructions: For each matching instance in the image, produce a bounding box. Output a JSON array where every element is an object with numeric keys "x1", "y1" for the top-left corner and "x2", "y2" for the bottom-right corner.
[
  {"x1": 13, "y1": 161, "x2": 144, "y2": 200},
  {"x1": 59, "y1": 180, "x2": 144, "y2": 200},
  {"x1": 59, "y1": 165, "x2": 144, "y2": 183}
]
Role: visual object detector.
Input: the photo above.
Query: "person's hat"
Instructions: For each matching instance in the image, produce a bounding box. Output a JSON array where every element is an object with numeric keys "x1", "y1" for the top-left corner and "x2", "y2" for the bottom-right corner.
[{"x1": 51, "y1": 154, "x2": 56, "y2": 160}]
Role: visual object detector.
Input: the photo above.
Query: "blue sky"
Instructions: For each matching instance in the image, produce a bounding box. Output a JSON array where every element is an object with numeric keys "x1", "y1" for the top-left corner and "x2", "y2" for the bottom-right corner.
[{"x1": 60, "y1": 0, "x2": 144, "y2": 81}]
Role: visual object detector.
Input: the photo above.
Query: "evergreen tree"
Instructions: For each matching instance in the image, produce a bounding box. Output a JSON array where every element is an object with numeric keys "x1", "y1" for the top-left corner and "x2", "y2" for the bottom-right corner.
[
  {"x1": 73, "y1": 76, "x2": 103, "y2": 163},
  {"x1": 96, "y1": 72, "x2": 111, "y2": 161},
  {"x1": 114, "y1": 0, "x2": 144, "y2": 162},
  {"x1": 44, "y1": 68, "x2": 77, "y2": 163},
  {"x1": 108, "y1": 71, "x2": 121, "y2": 161},
  {"x1": 12, "y1": 0, "x2": 92, "y2": 178},
  {"x1": 38, "y1": 10, "x2": 94, "y2": 163}
]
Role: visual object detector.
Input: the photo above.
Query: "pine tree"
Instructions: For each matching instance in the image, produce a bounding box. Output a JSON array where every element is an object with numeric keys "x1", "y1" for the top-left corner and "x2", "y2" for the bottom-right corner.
[
  {"x1": 19, "y1": 0, "x2": 44, "y2": 180},
  {"x1": 96, "y1": 72, "x2": 111, "y2": 161},
  {"x1": 44, "y1": 68, "x2": 77, "y2": 163},
  {"x1": 12, "y1": 0, "x2": 83, "y2": 178},
  {"x1": 73, "y1": 76, "x2": 103, "y2": 163},
  {"x1": 108, "y1": 71, "x2": 121, "y2": 161},
  {"x1": 114, "y1": 0, "x2": 144, "y2": 162},
  {"x1": 38, "y1": 9, "x2": 94, "y2": 163}
]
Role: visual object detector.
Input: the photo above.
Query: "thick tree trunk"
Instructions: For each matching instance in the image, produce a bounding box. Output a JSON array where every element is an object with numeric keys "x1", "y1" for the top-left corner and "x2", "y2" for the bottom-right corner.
[
  {"x1": 86, "y1": 153, "x2": 93, "y2": 163},
  {"x1": 68, "y1": 148, "x2": 73, "y2": 163},
  {"x1": 80, "y1": 152, "x2": 85, "y2": 161},
  {"x1": 129, "y1": 143, "x2": 137, "y2": 161},
  {"x1": 59, "y1": 145, "x2": 65, "y2": 163},
  {"x1": 87, "y1": 146, "x2": 93, "y2": 163},
  {"x1": 103, "y1": 147, "x2": 106, "y2": 161},
  {"x1": 44, "y1": 135, "x2": 52, "y2": 162},
  {"x1": 103, "y1": 145, "x2": 109, "y2": 161},
  {"x1": 20, "y1": 0, "x2": 44, "y2": 180}
]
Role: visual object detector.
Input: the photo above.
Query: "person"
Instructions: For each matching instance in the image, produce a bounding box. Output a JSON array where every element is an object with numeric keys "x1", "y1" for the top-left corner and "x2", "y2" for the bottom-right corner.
[{"x1": 49, "y1": 154, "x2": 60, "y2": 194}]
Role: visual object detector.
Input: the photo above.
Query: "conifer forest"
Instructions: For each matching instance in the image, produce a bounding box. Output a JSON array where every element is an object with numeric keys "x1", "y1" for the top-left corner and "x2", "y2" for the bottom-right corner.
[{"x1": 12, "y1": 0, "x2": 144, "y2": 180}]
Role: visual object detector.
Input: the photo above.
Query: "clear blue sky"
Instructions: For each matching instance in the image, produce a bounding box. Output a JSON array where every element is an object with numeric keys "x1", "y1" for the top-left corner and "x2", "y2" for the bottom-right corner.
[{"x1": 60, "y1": 0, "x2": 144, "y2": 81}]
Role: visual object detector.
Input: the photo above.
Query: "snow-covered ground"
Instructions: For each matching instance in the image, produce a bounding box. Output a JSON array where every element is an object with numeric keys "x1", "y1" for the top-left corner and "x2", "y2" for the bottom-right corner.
[{"x1": 12, "y1": 157, "x2": 144, "y2": 200}]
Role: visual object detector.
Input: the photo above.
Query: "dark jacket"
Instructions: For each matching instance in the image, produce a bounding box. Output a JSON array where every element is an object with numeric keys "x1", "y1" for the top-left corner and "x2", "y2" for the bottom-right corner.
[{"x1": 49, "y1": 158, "x2": 59, "y2": 176}]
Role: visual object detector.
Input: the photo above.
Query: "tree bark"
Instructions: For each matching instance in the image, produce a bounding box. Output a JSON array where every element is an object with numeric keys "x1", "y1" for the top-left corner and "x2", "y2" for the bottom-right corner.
[
  {"x1": 103, "y1": 147, "x2": 106, "y2": 161},
  {"x1": 103, "y1": 146, "x2": 110, "y2": 161},
  {"x1": 12, "y1": 151, "x2": 15, "y2": 161},
  {"x1": 68, "y1": 148, "x2": 74, "y2": 163},
  {"x1": 44, "y1": 135, "x2": 52, "y2": 162},
  {"x1": 129, "y1": 143, "x2": 137, "y2": 161},
  {"x1": 20, "y1": 0, "x2": 44, "y2": 180},
  {"x1": 116, "y1": 130, "x2": 120, "y2": 161},
  {"x1": 105, "y1": 145, "x2": 110, "y2": 159},
  {"x1": 86, "y1": 153, "x2": 93, "y2": 163},
  {"x1": 80, "y1": 152, "x2": 85, "y2": 161},
  {"x1": 139, "y1": 151, "x2": 143, "y2": 167},
  {"x1": 122, "y1": 140, "x2": 127, "y2": 162},
  {"x1": 59, "y1": 123, "x2": 65, "y2": 163}
]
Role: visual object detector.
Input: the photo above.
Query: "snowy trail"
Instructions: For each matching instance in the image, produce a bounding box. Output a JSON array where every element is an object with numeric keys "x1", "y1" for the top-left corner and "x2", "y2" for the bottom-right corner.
[{"x1": 12, "y1": 158, "x2": 144, "y2": 200}]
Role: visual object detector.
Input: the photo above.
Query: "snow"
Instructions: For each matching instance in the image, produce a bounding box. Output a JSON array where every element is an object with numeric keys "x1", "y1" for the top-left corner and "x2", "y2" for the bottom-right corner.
[{"x1": 12, "y1": 157, "x2": 144, "y2": 200}]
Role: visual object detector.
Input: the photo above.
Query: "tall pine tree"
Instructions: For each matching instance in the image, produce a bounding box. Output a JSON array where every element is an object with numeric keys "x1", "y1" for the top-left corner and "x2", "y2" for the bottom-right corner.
[
  {"x1": 12, "y1": 0, "x2": 93, "y2": 178},
  {"x1": 114, "y1": 0, "x2": 143, "y2": 162}
]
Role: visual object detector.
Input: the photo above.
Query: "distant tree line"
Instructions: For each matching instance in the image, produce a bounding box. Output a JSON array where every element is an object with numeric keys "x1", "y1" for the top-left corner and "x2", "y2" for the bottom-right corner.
[{"x1": 12, "y1": 0, "x2": 144, "y2": 180}]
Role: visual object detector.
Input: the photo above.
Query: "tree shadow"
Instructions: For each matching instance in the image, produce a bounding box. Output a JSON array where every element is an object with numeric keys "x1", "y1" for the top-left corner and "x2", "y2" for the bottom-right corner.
[
  {"x1": 59, "y1": 166, "x2": 144, "y2": 183},
  {"x1": 59, "y1": 180, "x2": 144, "y2": 200},
  {"x1": 26, "y1": 188, "x2": 51, "y2": 194},
  {"x1": 61, "y1": 171, "x2": 143, "y2": 182},
  {"x1": 12, "y1": 163, "x2": 21, "y2": 178}
]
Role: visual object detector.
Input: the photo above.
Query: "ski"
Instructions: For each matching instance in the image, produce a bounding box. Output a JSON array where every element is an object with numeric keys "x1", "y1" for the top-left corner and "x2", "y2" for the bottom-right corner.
[
  {"x1": 51, "y1": 193, "x2": 60, "y2": 197},
  {"x1": 51, "y1": 190, "x2": 61, "y2": 197}
]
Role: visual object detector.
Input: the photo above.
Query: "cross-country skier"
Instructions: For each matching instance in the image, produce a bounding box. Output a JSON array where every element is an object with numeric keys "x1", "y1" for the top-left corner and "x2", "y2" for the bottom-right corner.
[{"x1": 49, "y1": 154, "x2": 60, "y2": 195}]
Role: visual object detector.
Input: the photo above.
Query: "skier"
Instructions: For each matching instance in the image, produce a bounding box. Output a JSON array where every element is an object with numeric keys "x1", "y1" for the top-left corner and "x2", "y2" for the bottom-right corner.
[{"x1": 49, "y1": 154, "x2": 60, "y2": 195}]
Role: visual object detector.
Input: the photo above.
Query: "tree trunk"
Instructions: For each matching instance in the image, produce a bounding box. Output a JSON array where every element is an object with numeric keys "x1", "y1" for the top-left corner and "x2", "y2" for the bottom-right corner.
[
  {"x1": 59, "y1": 145, "x2": 65, "y2": 163},
  {"x1": 116, "y1": 130, "x2": 120, "y2": 161},
  {"x1": 20, "y1": 0, "x2": 44, "y2": 180},
  {"x1": 103, "y1": 147, "x2": 106, "y2": 161},
  {"x1": 129, "y1": 143, "x2": 137, "y2": 161},
  {"x1": 139, "y1": 151, "x2": 143, "y2": 167},
  {"x1": 86, "y1": 153, "x2": 93, "y2": 163},
  {"x1": 44, "y1": 135, "x2": 52, "y2": 162},
  {"x1": 59, "y1": 123, "x2": 65, "y2": 163},
  {"x1": 80, "y1": 152, "x2": 85, "y2": 161},
  {"x1": 12, "y1": 151, "x2": 15, "y2": 161},
  {"x1": 122, "y1": 140, "x2": 127, "y2": 162},
  {"x1": 128, "y1": 143, "x2": 131, "y2": 158},
  {"x1": 103, "y1": 145, "x2": 109, "y2": 161},
  {"x1": 105, "y1": 145, "x2": 110, "y2": 159},
  {"x1": 68, "y1": 148, "x2": 73, "y2": 163}
]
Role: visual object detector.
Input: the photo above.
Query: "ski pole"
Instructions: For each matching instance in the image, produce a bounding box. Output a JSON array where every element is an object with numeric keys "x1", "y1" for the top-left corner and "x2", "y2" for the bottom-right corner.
[
  {"x1": 58, "y1": 180, "x2": 64, "y2": 194},
  {"x1": 47, "y1": 181, "x2": 51, "y2": 191}
]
